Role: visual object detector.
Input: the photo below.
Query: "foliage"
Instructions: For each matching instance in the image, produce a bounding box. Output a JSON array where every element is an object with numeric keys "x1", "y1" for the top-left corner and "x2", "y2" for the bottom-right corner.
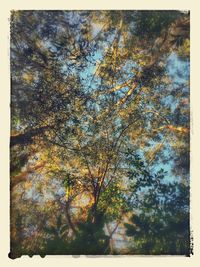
[
  {"x1": 125, "y1": 163, "x2": 190, "y2": 255},
  {"x1": 10, "y1": 10, "x2": 190, "y2": 257}
]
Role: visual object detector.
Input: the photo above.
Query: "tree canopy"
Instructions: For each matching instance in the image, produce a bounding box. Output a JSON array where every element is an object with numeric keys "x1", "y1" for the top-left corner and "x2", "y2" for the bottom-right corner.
[{"x1": 10, "y1": 10, "x2": 190, "y2": 258}]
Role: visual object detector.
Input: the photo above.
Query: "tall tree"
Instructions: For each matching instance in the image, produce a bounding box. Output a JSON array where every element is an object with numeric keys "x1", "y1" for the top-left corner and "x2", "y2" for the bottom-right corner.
[{"x1": 10, "y1": 10, "x2": 190, "y2": 257}]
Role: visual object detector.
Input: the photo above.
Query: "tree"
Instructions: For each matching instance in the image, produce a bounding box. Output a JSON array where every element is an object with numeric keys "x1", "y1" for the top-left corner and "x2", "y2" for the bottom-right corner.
[
  {"x1": 10, "y1": 10, "x2": 190, "y2": 257},
  {"x1": 125, "y1": 162, "x2": 190, "y2": 255}
]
